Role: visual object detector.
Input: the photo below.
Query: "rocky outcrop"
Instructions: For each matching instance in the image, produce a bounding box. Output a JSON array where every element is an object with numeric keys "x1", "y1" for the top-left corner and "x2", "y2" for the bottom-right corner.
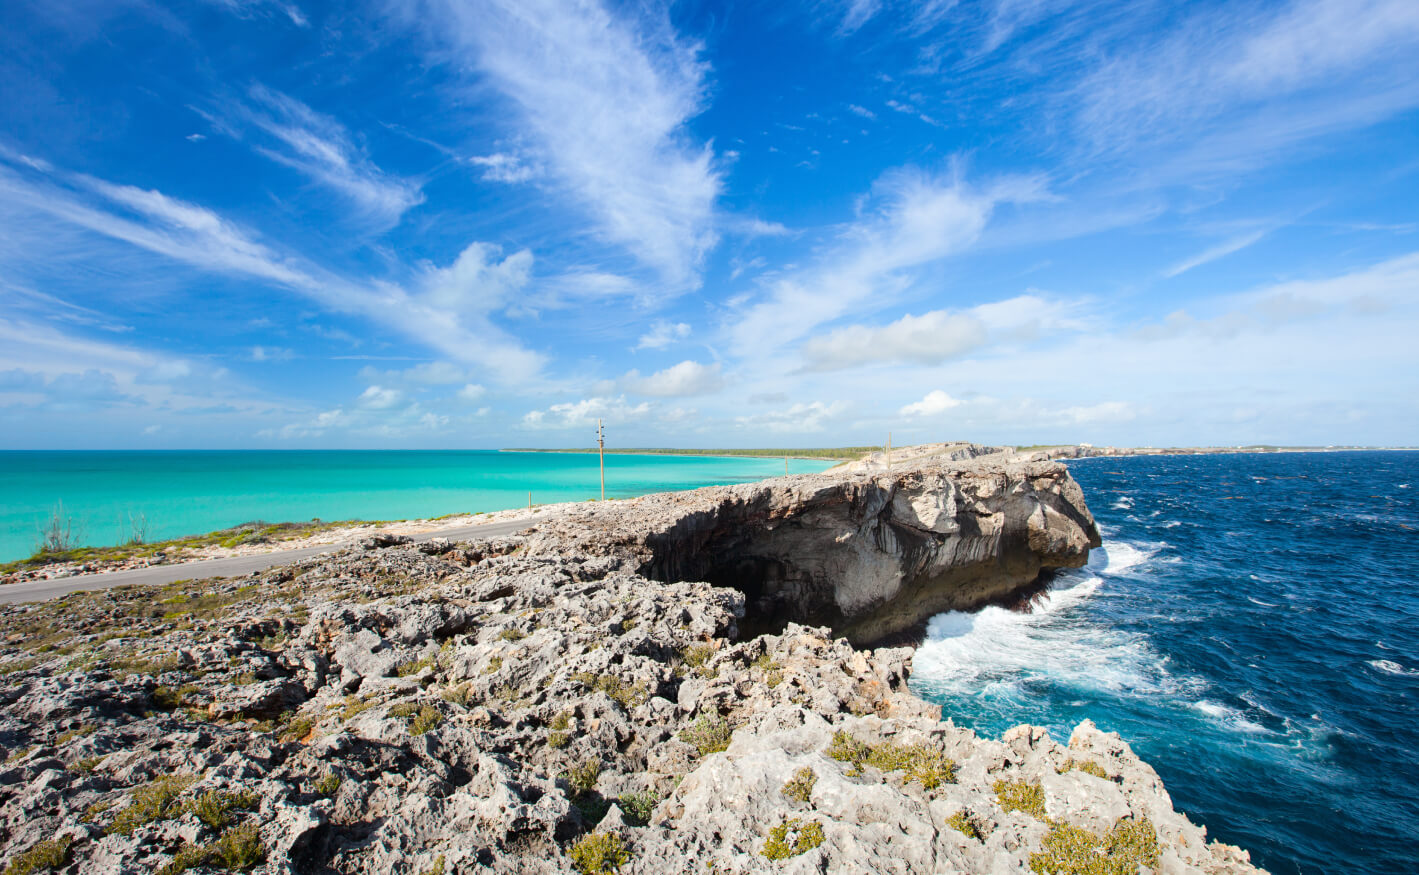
[
  {"x1": 0, "y1": 455, "x2": 1261, "y2": 874},
  {"x1": 522, "y1": 447, "x2": 1100, "y2": 644}
]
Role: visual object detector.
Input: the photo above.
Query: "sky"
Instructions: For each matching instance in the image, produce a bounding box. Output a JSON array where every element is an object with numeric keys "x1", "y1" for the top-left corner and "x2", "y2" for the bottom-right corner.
[{"x1": 1, "y1": 0, "x2": 1417, "y2": 450}]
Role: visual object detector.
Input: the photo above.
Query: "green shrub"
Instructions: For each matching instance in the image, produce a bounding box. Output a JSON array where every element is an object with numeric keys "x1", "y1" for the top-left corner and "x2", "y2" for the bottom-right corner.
[
  {"x1": 1059, "y1": 759, "x2": 1110, "y2": 780},
  {"x1": 781, "y1": 767, "x2": 816, "y2": 804},
  {"x1": 761, "y1": 817, "x2": 825, "y2": 860},
  {"x1": 947, "y1": 810, "x2": 984, "y2": 841},
  {"x1": 618, "y1": 789, "x2": 660, "y2": 826},
  {"x1": 108, "y1": 774, "x2": 198, "y2": 835},
  {"x1": 189, "y1": 789, "x2": 259, "y2": 830},
  {"x1": 419, "y1": 855, "x2": 446, "y2": 875},
  {"x1": 68, "y1": 755, "x2": 105, "y2": 774},
  {"x1": 499, "y1": 628, "x2": 526, "y2": 642},
  {"x1": 395, "y1": 655, "x2": 435, "y2": 677},
  {"x1": 680, "y1": 643, "x2": 716, "y2": 678},
  {"x1": 484, "y1": 656, "x2": 503, "y2": 674},
  {"x1": 567, "y1": 832, "x2": 630, "y2": 874},
  {"x1": 56, "y1": 723, "x2": 97, "y2": 745},
  {"x1": 679, "y1": 715, "x2": 732, "y2": 756},
  {"x1": 1029, "y1": 817, "x2": 1159, "y2": 874},
  {"x1": 565, "y1": 757, "x2": 601, "y2": 798},
  {"x1": 314, "y1": 771, "x2": 342, "y2": 797},
  {"x1": 4, "y1": 836, "x2": 72, "y2": 875},
  {"x1": 573, "y1": 673, "x2": 649, "y2": 710},
  {"x1": 156, "y1": 843, "x2": 210, "y2": 875},
  {"x1": 212, "y1": 821, "x2": 266, "y2": 870},
  {"x1": 409, "y1": 706, "x2": 444, "y2": 735},
  {"x1": 824, "y1": 731, "x2": 955, "y2": 789},
  {"x1": 994, "y1": 779, "x2": 1047, "y2": 820}
]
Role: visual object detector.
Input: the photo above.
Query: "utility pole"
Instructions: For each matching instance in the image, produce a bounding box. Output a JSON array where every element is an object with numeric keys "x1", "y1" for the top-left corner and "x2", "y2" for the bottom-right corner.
[{"x1": 597, "y1": 418, "x2": 606, "y2": 501}]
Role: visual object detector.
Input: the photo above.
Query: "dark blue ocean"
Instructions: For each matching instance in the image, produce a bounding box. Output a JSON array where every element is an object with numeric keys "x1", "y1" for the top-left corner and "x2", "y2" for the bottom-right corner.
[{"x1": 910, "y1": 451, "x2": 1419, "y2": 875}]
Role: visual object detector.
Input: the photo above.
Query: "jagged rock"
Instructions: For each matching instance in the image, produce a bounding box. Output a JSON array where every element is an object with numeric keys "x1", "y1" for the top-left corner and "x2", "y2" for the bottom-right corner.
[{"x1": 0, "y1": 451, "x2": 1262, "y2": 874}]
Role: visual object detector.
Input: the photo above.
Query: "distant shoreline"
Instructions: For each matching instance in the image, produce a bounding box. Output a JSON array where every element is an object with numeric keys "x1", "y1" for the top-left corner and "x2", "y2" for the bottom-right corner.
[{"x1": 501, "y1": 447, "x2": 875, "y2": 461}]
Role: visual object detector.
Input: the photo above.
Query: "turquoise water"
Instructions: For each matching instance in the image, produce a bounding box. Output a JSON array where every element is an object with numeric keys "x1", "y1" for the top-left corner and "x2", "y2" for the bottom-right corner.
[
  {"x1": 0, "y1": 451, "x2": 834, "y2": 563},
  {"x1": 912, "y1": 451, "x2": 1419, "y2": 874}
]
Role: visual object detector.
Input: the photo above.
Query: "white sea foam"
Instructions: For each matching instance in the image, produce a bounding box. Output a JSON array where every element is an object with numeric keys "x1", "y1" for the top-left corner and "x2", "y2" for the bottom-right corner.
[
  {"x1": 1248, "y1": 597, "x2": 1279, "y2": 607},
  {"x1": 1111, "y1": 495, "x2": 1134, "y2": 510},
  {"x1": 1368, "y1": 659, "x2": 1419, "y2": 677},
  {"x1": 1090, "y1": 540, "x2": 1162, "y2": 576},
  {"x1": 913, "y1": 539, "x2": 1282, "y2": 742},
  {"x1": 1159, "y1": 520, "x2": 1181, "y2": 529}
]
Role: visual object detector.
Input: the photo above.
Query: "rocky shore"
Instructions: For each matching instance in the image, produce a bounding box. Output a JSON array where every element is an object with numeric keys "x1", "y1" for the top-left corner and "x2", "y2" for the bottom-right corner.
[{"x1": 0, "y1": 448, "x2": 1263, "y2": 874}]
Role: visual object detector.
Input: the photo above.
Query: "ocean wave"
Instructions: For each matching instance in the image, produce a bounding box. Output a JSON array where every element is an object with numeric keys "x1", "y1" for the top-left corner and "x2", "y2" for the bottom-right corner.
[
  {"x1": 1194, "y1": 700, "x2": 1268, "y2": 734},
  {"x1": 1111, "y1": 495, "x2": 1134, "y2": 510},
  {"x1": 1248, "y1": 597, "x2": 1279, "y2": 607},
  {"x1": 1089, "y1": 540, "x2": 1164, "y2": 576},
  {"x1": 1368, "y1": 659, "x2": 1419, "y2": 677}
]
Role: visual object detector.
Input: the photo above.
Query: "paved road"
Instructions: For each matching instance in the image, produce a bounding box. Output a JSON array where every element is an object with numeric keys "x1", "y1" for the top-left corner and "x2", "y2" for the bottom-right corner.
[{"x1": 0, "y1": 515, "x2": 552, "y2": 605}]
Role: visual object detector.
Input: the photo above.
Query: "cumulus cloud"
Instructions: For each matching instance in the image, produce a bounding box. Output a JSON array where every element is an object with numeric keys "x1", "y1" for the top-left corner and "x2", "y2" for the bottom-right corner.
[
  {"x1": 900, "y1": 390, "x2": 963, "y2": 417},
  {"x1": 457, "y1": 383, "x2": 486, "y2": 402},
  {"x1": 800, "y1": 310, "x2": 986, "y2": 372},
  {"x1": 357, "y1": 385, "x2": 404, "y2": 409},
  {"x1": 636, "y1": 320, "x2": 691, "y2": 350},
  {"x1": 735, "y1": 400, "x2": 850, "y2": 433},
  {"x1": 522, "y1": 395, "x2": 652, "y2": 429},
  {"x1": 620, "y1": 360, "x2": 724, "y2": 397}
]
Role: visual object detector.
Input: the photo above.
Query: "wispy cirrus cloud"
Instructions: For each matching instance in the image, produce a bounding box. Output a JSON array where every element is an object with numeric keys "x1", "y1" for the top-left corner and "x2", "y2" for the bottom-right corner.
[
  {"x1": 403, "y1": 0, "x2": 722, "y2": 289},
  {"x1": 0, "y1": 154, "x2": 543, "y2": 386},
  {"x1": 727, "y1": 167, "x2": 1047, "y2": 360},
  {"x1": 226, "y1": 85, "x2": 425, "y2": 229}
]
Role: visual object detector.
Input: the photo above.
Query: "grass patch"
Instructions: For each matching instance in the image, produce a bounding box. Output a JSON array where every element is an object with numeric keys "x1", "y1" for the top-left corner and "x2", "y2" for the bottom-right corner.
[
  {"x1": 761, "y1": 817, "x2": 825, "y2": 860},
  {"x1": 1058, "y1": 759, "x2": 1110, "y2": 780},
  {"x1": 678, "y1": 715, "x2": 732, "y2": 756},
  {"x1": 189, "y1": 789, "x2": 260, "y2": 830},
  {"x1": 108, "y1": 774, "x2": 198, "y2": 835},
  {"x1": 567, "y1": 832, "x2": 630, "y2": 874},
  {"x1": 498, "y1": 628, "x2": 526, "y2": 642},
  {"x1": 314, "y1": 771, "x2": 342, "y2": 797},
  {"x1": 409, "y1": 705, "x2": 444, "y2": 735},
  {"x1": 395, "y1": 655, "x2": 435, "y2": 677},
  {"x1": 618, "y1": 789, "x2": 660, "y2": 826},
  {"x1": 564, "y1": 757, "x2": 601, "y2": 798},
  {"x1": 572, "y1": 672, "x2": 649, "y2": 710},
  {"x1": 994, "y1": 779, "x2": 1047, "y2": 820},
  {"x1": 548, "y1": 712, "x2": 572, "y2": 749},
  {"x1": 824, "y1": 731, "x2": 955, "y2": 790},
  {"x1": 679, "y1": 643, "x2": 716, "y2": 678},
  {"x1": 947, "y1": 810, "x2": 984, "y2": 841},
  {"x1": 1029, "y1": 817, "x2": 1159, "y2": 875},
  {"x1": 781, "y1": 767, "x2": 816, "y2": 804},
  {"x1": 158, "y1": 821, "x2": 267, "y2": 875},
  {"x1": 3, "y1": 836, "x2": 72, "y2": 875}
]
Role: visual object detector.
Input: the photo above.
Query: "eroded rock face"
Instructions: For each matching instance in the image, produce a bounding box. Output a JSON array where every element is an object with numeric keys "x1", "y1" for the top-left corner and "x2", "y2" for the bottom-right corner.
[
  {"x1": 524, "y1": 448, "x2": 1101, "y2": 644},
  {"x1": 0, "y1": 457, "x2": 1260, "y2": 875}
]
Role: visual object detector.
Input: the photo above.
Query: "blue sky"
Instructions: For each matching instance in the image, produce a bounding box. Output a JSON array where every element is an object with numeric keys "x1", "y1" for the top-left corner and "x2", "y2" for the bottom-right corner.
[{"x1": 1, "y1": 0, "x2": 1417, "y2": 449}]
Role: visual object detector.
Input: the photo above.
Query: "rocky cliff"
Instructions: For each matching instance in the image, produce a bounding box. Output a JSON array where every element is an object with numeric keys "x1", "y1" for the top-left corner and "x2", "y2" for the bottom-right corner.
[
  {"x1": 522, "y1": 448, "x2": 1101, "y2": 645},
  {"x1": 0, "y1": 452, "x2": 1262, "y2": 874}
]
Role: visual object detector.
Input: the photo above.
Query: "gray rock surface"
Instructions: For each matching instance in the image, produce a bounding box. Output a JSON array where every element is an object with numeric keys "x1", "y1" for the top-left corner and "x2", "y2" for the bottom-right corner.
[{"x1": 0, "y1": 451, "x2": 1262, "y2": 874}]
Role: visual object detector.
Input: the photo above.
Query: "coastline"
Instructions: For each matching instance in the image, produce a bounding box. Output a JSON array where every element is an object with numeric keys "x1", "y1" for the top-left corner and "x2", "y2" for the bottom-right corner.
[{"x1": 0, "y1": 443, "x2": 1267, "y2": 873}]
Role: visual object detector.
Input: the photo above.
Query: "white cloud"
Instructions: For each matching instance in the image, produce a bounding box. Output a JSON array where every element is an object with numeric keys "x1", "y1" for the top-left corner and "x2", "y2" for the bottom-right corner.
[
  {"x1": 847, "y1": 104, "x2": 876, "y2": 120},
  {"x1": 410, "y1": 0, "x2": 722, "y2": 287},
  {"x1": 801, "y1": 310, "x2": 986, "y2": 372},
  {"x1": 900, "y1": 390, "x2": 963, "y2": 417},
  {"x1": 1163, "y1": 230, "x2": 1270, "y2": 278},
  {"x1": 357, "y1": 385, "x2": 405, "y2": 409},
  {"x1": 249, "y1": 346, "x2": 294, "y2": 362},
  {"x1": 1076, "y1": 0, "x2": 1419, "y2": 162},
  {"x1": 621, "y1": 360, "x2": 724, "y2": 397},
  {"x1": 468, "y1": 152, "x2": 540, "y2": 183},
  {"x1": 728, "y1": 168, "x2": 1046, "y2": 359},
  {"x1": 457, "y1": 383, "x2": 486, "y2": 402},
  {"x1": 358, "y1": 361, "x2": 467, "y2": 386},
  {"x1": 735, "y1": 400, "x2": 851, "y2": 434},
  {"x1": 241, "y1": 85, "x2": 424, "y2": 227},
  {"x1": 522, "y1": 395, "x2": 652, "y2": 429},
  {"x1": 635, "y1": 320, "x2": 691, "y2": 350}
]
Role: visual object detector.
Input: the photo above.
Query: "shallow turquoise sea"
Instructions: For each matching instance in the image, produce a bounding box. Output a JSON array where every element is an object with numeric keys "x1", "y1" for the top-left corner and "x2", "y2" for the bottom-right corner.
[{"x1": 0, "y1": 450, "x2": 834, "y2": 562}]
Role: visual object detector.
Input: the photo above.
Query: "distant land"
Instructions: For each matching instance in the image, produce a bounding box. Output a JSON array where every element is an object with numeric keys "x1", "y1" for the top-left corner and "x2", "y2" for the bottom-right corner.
[{"x1": 503, "y1": 447, "x2": 879, "y2": 460}]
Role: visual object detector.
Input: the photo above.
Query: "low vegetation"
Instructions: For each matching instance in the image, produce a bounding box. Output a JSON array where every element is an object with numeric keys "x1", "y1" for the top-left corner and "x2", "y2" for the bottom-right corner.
[
  {"x1": 566, "y1": 832, "x2": 630, "y2": 874},
  {"x1": 994, "y1": 779, "x2": 1048, "y2": 819},
  {"x1": 825, "y1": 730, "x2": 956, "y2": 790},
  {"x1": 4, "y1": 836, "x2": 72, "y2": 875},
  {"x1": 761, "y1": 817, "x2": 825, "y2": 860},
  {"x1": 1029, "y1": 817, "x2": 1160, "y2": 874},
  {"x1": 679, "y1": 715, "x2": 732, "y2": 756},
  {"x1": 781, "y1": 767, "x2": 817, "y2": 804}
]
